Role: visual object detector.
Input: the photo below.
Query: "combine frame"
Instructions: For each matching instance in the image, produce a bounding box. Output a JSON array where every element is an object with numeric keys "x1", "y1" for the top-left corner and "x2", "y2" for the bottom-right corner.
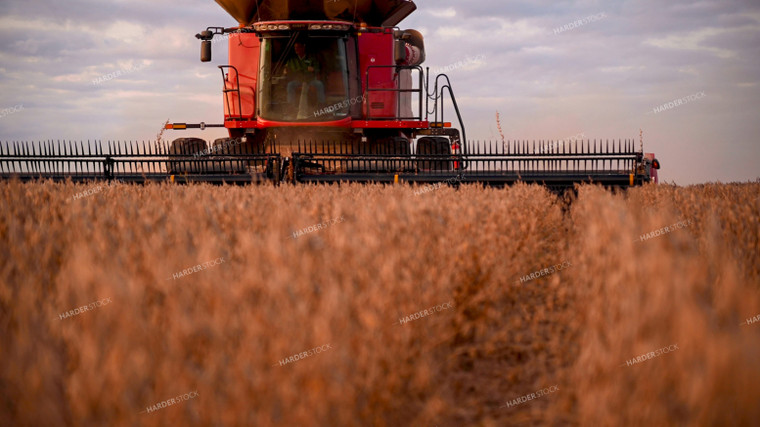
[
  {"x1": 0, "y1": 137, "x2": 656, "y2": 190},
  {"x1": 0, "y1": 0, "x2": 660, "y2": 188}
]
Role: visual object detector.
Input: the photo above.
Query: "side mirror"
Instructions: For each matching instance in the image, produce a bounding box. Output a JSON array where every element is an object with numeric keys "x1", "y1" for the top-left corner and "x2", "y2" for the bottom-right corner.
[{"x1": 201, "y1": 40, "x2": 212, "y2": 62}]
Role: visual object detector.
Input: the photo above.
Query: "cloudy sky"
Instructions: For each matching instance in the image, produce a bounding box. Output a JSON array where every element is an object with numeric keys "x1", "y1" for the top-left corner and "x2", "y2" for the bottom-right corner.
[{"x1": 1, "y1": 0, "x2": 758, "y2": 184}]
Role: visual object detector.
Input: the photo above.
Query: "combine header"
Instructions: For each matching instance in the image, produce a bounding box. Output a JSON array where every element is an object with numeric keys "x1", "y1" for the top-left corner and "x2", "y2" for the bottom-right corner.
[{"x1": 0, "y1": 0, "x2": 660, "y2": 188}]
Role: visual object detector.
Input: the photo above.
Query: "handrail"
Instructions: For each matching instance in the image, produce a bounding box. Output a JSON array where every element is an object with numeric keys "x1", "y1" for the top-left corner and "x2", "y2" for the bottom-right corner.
[
  {"x1": 218, "y1": 65, "x2": 244, "y2": 120},
  {"x1": 428, "y1": 73, "x2": 468, "y2": 153},
  {"x1": 364, "y1": 65, "x2": 424, "y2": 121}
]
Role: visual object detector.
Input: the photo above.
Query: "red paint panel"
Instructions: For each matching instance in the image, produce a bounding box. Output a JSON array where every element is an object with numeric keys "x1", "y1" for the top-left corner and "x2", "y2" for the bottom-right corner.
[
  {"x1": 225, "y1": 33, "x2": 260, "y2": 120},
  {"x1": 357, "y1": 30, "x2": 397, "y2": 119}
]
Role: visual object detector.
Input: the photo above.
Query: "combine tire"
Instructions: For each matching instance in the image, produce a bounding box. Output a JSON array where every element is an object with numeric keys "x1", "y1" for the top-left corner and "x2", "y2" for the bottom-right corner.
[
  {"x1": 416, "y1": 137, "x2": 452, "y2": 171},
  {"x1": 168, "y1": 138, "x2": 207, "y2": 174},
  {"x1": 209, "y1": 137, "x2": 246, "y2": 173},
  {"x1": 344, "y1": 136, "x2": 411, "y2": 172},
  {"x1": 373, "y1": 136, "x2": 411, "y2": 172},
  {"x1": 212, "y1": 137, "x2": 272, "y2": 175}
]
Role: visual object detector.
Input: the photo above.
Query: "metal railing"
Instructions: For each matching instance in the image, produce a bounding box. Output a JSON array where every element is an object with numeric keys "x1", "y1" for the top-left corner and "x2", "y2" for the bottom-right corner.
[
  {"x1": 364, "y1": 65, "x2": 424, "y2": 121},
  {"x1": 426, "y1": 73, "x2": 468, "y2": 151},
  {"x1": 219, "y1": 65, "x2": 244, "y2": 120}
]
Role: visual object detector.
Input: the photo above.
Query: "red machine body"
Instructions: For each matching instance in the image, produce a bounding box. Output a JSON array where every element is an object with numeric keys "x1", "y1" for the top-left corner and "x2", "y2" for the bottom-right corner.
[
  {"x1": 0, "y1": 0, "x2": 660, "y2": 188},
  {"x1": 356, "y1": 28, "x2": 397, "y2": 120},
  {"x1": 224, "y1": 32, "x2": 259, "y2": 120},
  {"x1": 219, "y1": 22, "x2": 431, "y2": 136}
]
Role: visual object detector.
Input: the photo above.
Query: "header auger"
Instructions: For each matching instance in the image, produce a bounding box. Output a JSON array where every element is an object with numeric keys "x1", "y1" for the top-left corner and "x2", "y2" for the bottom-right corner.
[{"x1": 0, "y1": 0, "x2": 660, "y2": 189}]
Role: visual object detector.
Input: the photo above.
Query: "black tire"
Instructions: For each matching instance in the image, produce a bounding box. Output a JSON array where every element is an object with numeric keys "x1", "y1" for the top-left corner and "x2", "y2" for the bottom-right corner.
[
  {"x1": 346, "y1": 136, "x2": 411, "y2": 172},
  {"x1": 376, "y1": 136, "x2": 412, "y2": 172},
  {"x1": 416, "y1": 137, "x2": 452, "y2": 171},
  {"x1": 370, "y1": 136, "x2": 411, "y2": 156},
  {"x1": 213, "y1": 136, "x2": 271, "y2": 174},
  {"x1": 208, "y1": 138, "x2": 244, "y2": 173},
  {"x1": 212, "y1": 137, "x2": 235, "y2": 154},
  {"x1": 168, "y1": 138, "x2": 208, "y2": 174}
]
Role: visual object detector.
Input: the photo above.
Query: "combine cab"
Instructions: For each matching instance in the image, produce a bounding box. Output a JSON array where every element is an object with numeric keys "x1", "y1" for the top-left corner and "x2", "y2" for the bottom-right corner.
[{"x1": 0, "y1": 0, "x2": 660, "y2": 188}]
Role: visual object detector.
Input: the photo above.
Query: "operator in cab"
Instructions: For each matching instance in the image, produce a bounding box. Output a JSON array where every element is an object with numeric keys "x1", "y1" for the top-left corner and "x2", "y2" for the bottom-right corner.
[{"x1": 284, "y1": 41, "x2": 326, "y2": 107}]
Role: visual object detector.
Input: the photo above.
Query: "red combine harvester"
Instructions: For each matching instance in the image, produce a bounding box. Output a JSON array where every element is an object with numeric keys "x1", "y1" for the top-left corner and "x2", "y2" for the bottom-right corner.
[{"x1": 0, "y1": 0, "x2": 660, "y2": 189}]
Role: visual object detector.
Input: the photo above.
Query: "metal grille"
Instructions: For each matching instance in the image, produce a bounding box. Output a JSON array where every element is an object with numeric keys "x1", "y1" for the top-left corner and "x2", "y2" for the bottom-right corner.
[
  {"x1": 293, "y1": 139, "x2": 645, "y2": 188},
  {"x1": 1, "y1": 139, "x2": 647, "y2": 188},
  {"x1": 0, "y1": 140, "x2": 280, "y2": 184}
]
